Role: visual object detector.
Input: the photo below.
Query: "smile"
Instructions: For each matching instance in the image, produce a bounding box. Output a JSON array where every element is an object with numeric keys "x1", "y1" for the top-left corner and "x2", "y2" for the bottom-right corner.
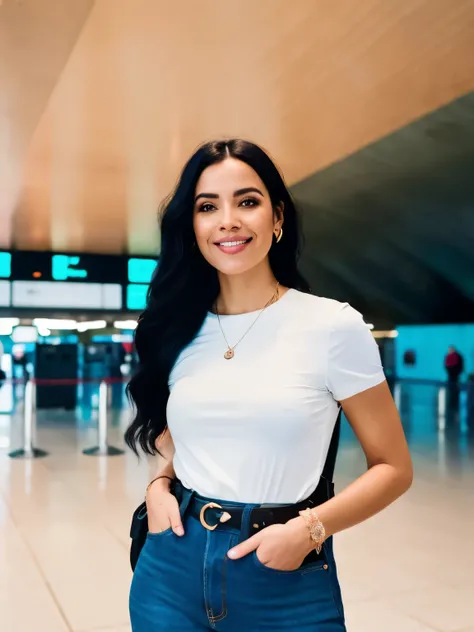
[
  {"x1": 219, "y1": 239, "x2": 249, "y2": 247},
  {"x1": 214, "y1": 237, "x2": 253, "y2": 254}
]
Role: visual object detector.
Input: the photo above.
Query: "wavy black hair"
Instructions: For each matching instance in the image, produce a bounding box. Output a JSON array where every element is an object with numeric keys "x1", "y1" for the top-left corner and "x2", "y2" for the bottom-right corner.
[{"x1": 125, "y1": 139, "x2": 310, "y2": 455}]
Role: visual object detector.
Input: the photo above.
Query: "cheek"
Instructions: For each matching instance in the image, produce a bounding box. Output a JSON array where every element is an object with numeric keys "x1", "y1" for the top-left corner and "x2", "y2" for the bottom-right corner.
[
  {"x1": 255, "y1": 213, "x2": 276, "y2": 241},
  {"x1": 247, "y1": 206, "x2": 274, "y2": 234},
  {"x1": 193, "y1": 218, "x2": 218, "y2": 263},
  {"x1": 193, "y1": 215, "x2": 210, "y2": 243}
]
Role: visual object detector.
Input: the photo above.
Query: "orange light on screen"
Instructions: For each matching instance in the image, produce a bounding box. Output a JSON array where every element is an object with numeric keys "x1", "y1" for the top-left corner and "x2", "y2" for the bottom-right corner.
[{"x1": 33, "y1": 271, "x2": 42, "y2": 279}]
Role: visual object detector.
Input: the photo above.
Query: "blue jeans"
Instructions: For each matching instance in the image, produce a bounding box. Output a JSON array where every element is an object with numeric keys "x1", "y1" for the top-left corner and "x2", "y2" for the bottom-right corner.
[{"x1": 129, "y1": 488, "x2": 346, "y2": 631}]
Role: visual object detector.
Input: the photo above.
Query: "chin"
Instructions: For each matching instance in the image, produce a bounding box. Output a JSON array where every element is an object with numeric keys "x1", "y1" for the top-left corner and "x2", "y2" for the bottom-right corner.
[
  {"x1": 207, "y1": 255, "x2": 261, "y2": 277},
  {"x1": 213, "y1": 262, "x2": 256, "y2": 277}
]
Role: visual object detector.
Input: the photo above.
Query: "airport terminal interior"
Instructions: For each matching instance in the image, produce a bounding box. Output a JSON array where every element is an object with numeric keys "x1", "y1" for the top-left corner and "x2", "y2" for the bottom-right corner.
[{"x1": 1, "y1": 1, "x2": 474, "y2": 631}]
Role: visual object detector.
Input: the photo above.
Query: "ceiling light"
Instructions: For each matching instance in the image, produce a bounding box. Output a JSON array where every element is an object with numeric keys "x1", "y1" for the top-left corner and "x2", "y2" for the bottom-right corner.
[
  {"x1": 0, "y1": 317, "x2": 20, "y2": 335},
  {"x1": 113, "y1": 320, "x2": 137, "y2": 330},
  {"x1": 33, "y1": 318, "x2": 77, "y2": 330},
  {"x1": 12, "y1": 326, "x2": 38, "y2": 343},
  {"x1": 0, "y1": 318, "x2": 20, "y2": 326},
  {"x1": 76, "y1": 320, "x2": 107, "y2": 332},
  {"x1": 372, "y1": 330, "x2": 399, "y2": 339}
]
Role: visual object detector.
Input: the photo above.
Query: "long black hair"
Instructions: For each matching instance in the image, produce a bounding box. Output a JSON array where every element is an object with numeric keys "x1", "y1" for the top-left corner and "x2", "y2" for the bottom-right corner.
[{"x1": 125, "y1": 139, "x2": 310, "y2": 455}]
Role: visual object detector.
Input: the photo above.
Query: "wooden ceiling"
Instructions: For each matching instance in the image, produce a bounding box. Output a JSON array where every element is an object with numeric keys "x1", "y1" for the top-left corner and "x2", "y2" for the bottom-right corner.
[{"x1": 1, "y1": 0, "x2": 474, "y2": 257}]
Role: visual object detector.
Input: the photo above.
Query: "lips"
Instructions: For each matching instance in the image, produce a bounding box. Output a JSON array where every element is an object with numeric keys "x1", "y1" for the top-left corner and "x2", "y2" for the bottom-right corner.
[
  {"x1": 214, "y1": 237, "x2": 252, "y2": 246},
  {"x1": 214, "y1": 236, "x2": 253, "y2": 255}
]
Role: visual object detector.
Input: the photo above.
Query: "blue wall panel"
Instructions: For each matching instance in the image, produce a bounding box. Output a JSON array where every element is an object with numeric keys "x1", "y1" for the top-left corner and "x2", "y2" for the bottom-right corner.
[{"x1": 395, "y1": 324, "x2": 474, "y2": 380}]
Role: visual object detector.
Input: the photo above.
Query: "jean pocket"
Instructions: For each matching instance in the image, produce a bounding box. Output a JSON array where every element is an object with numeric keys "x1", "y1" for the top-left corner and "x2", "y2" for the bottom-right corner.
[
  {"x1": 147, "y1": 526, "x2": 174, "y2": 539},
  {"x1": 251, "y1": 550, "x2": 327, "y2": 576}
]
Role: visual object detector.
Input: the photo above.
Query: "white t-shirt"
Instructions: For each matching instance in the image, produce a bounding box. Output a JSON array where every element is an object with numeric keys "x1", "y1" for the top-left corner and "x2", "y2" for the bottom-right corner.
[{"x1": 167, "y1": 289, "x2": 385, "y2": 504}]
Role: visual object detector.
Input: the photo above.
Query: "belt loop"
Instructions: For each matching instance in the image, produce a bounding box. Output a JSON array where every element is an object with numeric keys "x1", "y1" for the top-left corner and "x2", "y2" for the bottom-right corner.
[
  {"x1": 179, "y1": 487, "x2": 195, "y2": 519},
  {"x1": 238, "y1": 505, "x2": 254, "y2": 544}
]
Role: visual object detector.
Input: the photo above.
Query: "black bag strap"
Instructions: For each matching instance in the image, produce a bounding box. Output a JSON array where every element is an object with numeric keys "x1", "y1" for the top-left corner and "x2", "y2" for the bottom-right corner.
[{"x1": 321, "y1": 406, "x2": 342, "y2": 482}]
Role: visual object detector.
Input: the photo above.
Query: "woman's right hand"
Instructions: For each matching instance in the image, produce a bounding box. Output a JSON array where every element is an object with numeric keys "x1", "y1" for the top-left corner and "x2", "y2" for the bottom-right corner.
[{"x1": 146, "y1": 481, "x2": 184, "y2": 536}]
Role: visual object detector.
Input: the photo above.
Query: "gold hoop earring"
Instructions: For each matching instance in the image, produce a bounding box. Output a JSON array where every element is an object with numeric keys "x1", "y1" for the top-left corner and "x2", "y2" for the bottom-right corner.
[{"x1": 276, "y1": 228, "x2": 283, "y2": 243}]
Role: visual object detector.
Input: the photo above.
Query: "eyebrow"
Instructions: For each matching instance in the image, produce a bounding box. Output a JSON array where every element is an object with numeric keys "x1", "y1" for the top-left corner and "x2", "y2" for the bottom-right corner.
[{"x1": 194, "y1": 187, "x2": 264, "y2": 203}]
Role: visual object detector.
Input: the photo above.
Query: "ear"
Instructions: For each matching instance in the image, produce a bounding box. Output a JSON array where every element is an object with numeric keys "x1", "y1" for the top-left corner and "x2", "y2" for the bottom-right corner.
[{"x1": 273, "y1": 202, "x2": 284, "y2": 231}]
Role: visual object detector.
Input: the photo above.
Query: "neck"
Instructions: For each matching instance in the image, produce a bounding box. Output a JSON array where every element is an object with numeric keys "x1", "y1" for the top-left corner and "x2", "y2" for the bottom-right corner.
[{"x1": 216, "y1": 262, "x2": 280, "y2": 315}]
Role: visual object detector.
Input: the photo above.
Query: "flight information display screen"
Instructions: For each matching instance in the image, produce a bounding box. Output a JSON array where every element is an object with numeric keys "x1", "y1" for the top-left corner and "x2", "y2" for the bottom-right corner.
[
  {"x1": 9, "y1": 251, "x2": 125, "y2": 283},
  {"x1": 11, "y1": 281, "x2": 122, "y2": 310},
  {"x1": 127, "y1": 258, "x2": 157, "y2": 284},
  {"x1": 0, "y1": 250, "x2": 157, "y2": 311},
  {"x1": 0, "y1": 252, "x2": 12, "y2": 278}
]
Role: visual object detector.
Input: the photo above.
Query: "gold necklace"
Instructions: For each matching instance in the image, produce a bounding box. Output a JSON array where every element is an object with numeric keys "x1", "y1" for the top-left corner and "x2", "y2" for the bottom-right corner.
[{"x1": 215, "y1": 283, "x2": 280, "y2": 360}]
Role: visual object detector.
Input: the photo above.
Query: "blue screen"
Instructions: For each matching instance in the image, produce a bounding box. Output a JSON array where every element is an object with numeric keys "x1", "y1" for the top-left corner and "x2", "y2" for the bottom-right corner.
[
  {"x1": 126, "y1": 284, "x2": 148, "y2": 310},
  {"x1": 128, "y1": 258, "x2": 156, "y2": 284},
  {"x1": 0, "y1": 252, "x2": 12, "y2": 279},
  {"x1": 52, "y1": 255, "x2": 87, "y2": 281}
]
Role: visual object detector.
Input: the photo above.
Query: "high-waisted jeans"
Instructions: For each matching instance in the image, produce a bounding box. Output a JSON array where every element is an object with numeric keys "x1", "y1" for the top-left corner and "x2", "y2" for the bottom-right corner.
[{"x1": 129, "y1": 487, "x2": 346, "y2": 631}]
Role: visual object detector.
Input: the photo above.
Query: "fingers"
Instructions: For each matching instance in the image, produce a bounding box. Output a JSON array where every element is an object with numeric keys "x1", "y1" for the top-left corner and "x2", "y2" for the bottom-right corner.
[
  {"x1": 168, "y1": 502, "x2": 184, "y2": 536},
  {"x1": 227, "y1": 533, "x2": 261, "y2": 560},
  {"x1": 147, "y1": 490, "x2": 184, "y2": 537}
]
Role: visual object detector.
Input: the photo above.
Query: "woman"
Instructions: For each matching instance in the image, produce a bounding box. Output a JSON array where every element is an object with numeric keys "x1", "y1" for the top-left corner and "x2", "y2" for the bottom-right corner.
[{"x1": 126, "y1": 139, "x2": 413, "y2": 631}]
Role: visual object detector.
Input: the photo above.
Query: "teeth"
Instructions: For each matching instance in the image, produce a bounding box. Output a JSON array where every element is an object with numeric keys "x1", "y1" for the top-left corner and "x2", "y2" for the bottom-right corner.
[{"x1": 219, "y1": 240, "x2": 248, "y2": 247}]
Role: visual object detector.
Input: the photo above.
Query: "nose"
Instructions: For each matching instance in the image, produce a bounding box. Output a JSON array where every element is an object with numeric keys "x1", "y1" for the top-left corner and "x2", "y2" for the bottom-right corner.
[{"x1": 218, "y1": 204, "x2": 241, "y2": 231}]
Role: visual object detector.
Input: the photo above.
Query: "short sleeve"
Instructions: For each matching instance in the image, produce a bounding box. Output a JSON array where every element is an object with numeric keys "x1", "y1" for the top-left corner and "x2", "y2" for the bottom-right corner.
[{"x1": 326, "y1": 303, "x2": 385, "y2": 401}]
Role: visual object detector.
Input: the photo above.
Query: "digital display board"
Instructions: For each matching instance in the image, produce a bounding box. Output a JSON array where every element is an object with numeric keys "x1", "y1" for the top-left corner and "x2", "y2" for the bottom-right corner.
[
  {"x1": 0, "y1": 281, "x2": 10, "y2": 306},
  {"x1": 12, "y1": 281, "x2": 122, "y2": 310},
  {"x1": 128, "y1": 258, "x2": 156, "y2": 284},
  {"x1": 52, "y1": 255, "x2": 88, "y2": 280},
  {"x1": 0, "y1": 251, "x2": 157, "y2": 312},
  {"x1": 0, "y1": 252, "x2": 12, "y2": 278},
  {"x1": 126, "y1": 284, "x2": 148, "y2": 310},
  {"x1": 11, "y1": 251, "x2": 127, "y2": 284}
]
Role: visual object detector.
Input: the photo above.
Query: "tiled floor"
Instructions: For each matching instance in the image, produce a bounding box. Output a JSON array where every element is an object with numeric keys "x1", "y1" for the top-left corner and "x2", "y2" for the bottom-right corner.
[{"x1": 0, "y1": 396, "x2": 473, "y2": 632}]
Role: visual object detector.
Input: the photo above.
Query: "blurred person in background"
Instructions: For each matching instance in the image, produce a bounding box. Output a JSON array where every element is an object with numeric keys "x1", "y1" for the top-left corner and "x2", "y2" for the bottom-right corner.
[
  {"x1": 445, "y1": 345, "x2": 464, "y2": 384},
  {"x1": 445, "y1": 345, "x2": 464, "y2": 410},
  {"x1": 125, "y1": 140, "x2": 413, "y2": 632}
]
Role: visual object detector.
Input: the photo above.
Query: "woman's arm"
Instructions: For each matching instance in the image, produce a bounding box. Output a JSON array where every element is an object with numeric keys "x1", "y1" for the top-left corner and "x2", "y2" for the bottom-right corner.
[
  {"x1": 295, "y1": 380, "x2": 413, "y2": 546},
  {"x1": 146, "y1": 429, "x2": 185, "y2": 536},
  {"x1": 148, "y1": 428, "x2": 176, "y2": 489},
  {"x1": 228, "y1": 381, "x2": 413, "y2": 565}
]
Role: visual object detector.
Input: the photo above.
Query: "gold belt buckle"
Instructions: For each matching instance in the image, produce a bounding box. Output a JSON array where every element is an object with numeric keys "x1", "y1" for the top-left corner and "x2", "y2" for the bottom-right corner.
[{"x1": 199, "y1": 502, "x2": 223, "y2": 530}]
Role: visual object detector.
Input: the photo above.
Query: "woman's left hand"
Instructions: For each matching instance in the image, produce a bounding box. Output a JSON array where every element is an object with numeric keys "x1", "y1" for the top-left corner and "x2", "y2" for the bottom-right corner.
[{"x1": 227, "y1": 517, "x2": 313, "y2": 571}]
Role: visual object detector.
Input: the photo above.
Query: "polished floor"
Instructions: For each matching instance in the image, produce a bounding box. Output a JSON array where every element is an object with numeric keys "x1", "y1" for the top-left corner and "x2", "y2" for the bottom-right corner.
[{"x1": 0, "y1": 389, "x2": 473, "y2": 632}]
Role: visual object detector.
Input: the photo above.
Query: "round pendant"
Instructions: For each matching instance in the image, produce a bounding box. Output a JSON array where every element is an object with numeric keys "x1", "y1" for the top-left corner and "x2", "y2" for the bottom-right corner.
[{"x1": 224, "y1": 349, "x2": 234, "y2": 360}]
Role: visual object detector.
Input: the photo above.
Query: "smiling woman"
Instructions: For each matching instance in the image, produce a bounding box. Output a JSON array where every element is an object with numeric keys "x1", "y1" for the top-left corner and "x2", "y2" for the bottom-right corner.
[
  {"x1": 193, "y1": 162, "x2": 282, "y2": 277},
  {"x1": 125, "y1": 139, "x2": 309, "y2": 449},
  {"x1": 125, "y1": 139, "x2": 412, "y2": 632}
]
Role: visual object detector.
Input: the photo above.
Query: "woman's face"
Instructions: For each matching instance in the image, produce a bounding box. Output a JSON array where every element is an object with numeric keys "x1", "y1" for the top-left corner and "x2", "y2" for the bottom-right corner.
[{"x1": 193, "y1": 158, "x2": 283, "y2": 277}]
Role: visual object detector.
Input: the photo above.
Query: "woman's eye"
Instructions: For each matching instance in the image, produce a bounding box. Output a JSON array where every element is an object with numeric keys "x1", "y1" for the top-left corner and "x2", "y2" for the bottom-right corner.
[
  {"x1": 240, "y1": 198, "x2": 259, "y2": 208},
  {"x1": 199, "y1": 203, "x2": 216, "y2": 213}
]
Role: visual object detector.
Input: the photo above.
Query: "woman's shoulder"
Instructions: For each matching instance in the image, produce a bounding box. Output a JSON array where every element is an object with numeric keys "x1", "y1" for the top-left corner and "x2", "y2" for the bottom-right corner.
[{"x1": 288, "y1": 290, "x2": 364, "y2": 328}]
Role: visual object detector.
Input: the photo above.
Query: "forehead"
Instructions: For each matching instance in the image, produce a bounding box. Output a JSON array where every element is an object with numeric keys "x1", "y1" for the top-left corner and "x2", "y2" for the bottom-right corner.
[{"x1": 195, "y1": 158, "x2": 267, "y2": 195}]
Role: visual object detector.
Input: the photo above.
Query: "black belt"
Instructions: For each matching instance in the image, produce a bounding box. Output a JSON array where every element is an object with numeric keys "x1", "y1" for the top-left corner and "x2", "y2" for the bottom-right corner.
[{"x1": 188, "y1": 477, "x2": 334, "y2": 536}]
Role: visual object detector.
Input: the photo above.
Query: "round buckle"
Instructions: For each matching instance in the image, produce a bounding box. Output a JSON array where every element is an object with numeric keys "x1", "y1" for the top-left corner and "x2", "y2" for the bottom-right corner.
[{"x1": 199, "y1": 502, "x2": 223, "y2": 531}]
